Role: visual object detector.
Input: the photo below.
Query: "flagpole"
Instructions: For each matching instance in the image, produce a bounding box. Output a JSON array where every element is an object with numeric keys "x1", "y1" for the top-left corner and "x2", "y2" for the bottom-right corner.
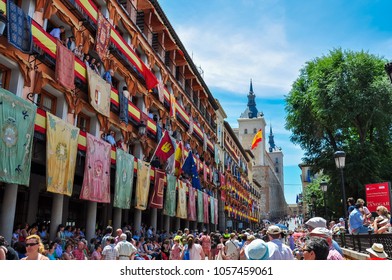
[{"x1": 150, "y1": 130, "x2": 167, "y2": 163}]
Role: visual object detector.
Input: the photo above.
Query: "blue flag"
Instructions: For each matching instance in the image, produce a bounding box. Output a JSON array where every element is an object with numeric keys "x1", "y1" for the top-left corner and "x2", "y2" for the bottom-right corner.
[{"x1": 182, "y1": 151, "x2": 201, "y2": 190}]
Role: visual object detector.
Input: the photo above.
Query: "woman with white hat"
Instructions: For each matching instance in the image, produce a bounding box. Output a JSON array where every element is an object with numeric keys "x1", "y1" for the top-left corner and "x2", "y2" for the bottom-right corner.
[{"x1": 366, "y1": 243, "x2": 388, "y2": 260}]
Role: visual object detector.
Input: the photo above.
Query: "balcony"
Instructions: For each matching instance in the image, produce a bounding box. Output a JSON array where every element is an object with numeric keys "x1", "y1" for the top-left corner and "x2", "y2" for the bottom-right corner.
[
  {"x1": 165, "y1": 51, "x2": 175, "y2": 74},
  {"x1": 136, "y1": 12, "x2": 153, "y2": 46},
  {"x1": 117, "y1": 0, "x2": 137, "y2": 26},
  {"x1": 152, "y1": 33, "x2": 165, "y2": 61}
]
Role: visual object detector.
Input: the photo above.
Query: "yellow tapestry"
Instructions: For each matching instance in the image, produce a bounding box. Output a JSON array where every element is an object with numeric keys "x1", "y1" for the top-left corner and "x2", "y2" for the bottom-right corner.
[
  {"x1": 176, "y1": 180, "x2": 187, "y2": 219},
  {"x1": 46, "y1": 113, "x2": 80, "y2": 196},
  {"x1": 135, "y1": 160, "x2": 151, "y2": 210},
  {"x1": 86, "y1": 66, "x2": 111, "y2": 117}
]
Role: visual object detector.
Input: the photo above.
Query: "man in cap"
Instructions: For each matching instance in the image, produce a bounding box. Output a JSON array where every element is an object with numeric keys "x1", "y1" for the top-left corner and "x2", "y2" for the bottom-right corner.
[
  {"x1": 305, "y1": 217, "x2": 343, "y2": 256},
  {"x1": 309, "y1": 227, "x2": 343, "y2": 260},
  {"x1": 266, "y1": 225, "x2": 293, "y2": 260},
  {"x1": 244, "y1": 239, "x2": 269, "y2": 260},
  {"x1": 366, "y1": 243, "x2": 388, "y2": 260}
]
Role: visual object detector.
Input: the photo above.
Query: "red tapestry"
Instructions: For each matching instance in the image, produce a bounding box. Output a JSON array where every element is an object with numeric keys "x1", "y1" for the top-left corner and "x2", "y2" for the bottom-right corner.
[
  {"x1": 95, "y1": 11, "x2": 111, "y2": 61},
  {"x1": 55, "y1": 41, "x2": 75, "y2": 90},
  {"x1": 80, "y1": 133, "x2": 111, "y2": 203},
  {"x1": 149, "y1": 169, "x2": 165, "y2": 209},
  {"x1": 187, "y1": 185, "x2": 196, "y2": 221},
  {"x1": 214, "y1": 198, "x2": 218, "y2": 224},
  {"x1": 203, "y1": 192, "x2": 209, "y2": 224}
]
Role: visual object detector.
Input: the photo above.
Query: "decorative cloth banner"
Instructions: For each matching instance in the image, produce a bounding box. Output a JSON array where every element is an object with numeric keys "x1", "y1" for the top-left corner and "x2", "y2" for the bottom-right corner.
[
  {"x1": 203, "y1": 192, "x2": 209, "y2": 224},
  {"x1": 173, "y1": 141, "x2": 183, "y2": 177},
  {"x1": 86, "y1": 66, "x2": 111, "y2": 117},
  {"x1": 0, "y1": 88, "x2": 36, "y2": 186},
  {"x1": 7, "y1": 1, "x2": 32, "y2": 53},
  {"x1": 113, "y1": 149, "x2": 134, "y2": 209},
  {"x1": 176, "y1": 180, "x2": 187, "y2": 219},
  {"x1": 214, "y1": 198, "x2": 218, "y2": 224},
  {"x1": 149, "y1": 169, "x2": 165, "y2": 209},
  {"x1": 187, "y1": 185, "x2": 196, "y2": 221},
  {"x1": 163, "y1": 174, "x2": 177, "y2": 217},
  {"x1": 80, "y1": 133, "x2": 111, "y2": 203},
  {"x1": 55, "y1": 41, "x2": 75, "y2": 90},
  {"x1": 46, "y1": 113, "x2": 79, "y2": 195},
  {"x1": 135, "y1": 160, "x2": 151, "y2": 210},
  {"x1": 197, "y1": 190, "x2": 204, "y2": 223},
  {"x1": 95, "y1": 11, "x2": 111, "y2": 61},
  {"x1": 118, "y1": 91, "x2": 128, "y2": 125},
  {"x1": 210, "y1": 196, "x2": 215, "y2": 225}
]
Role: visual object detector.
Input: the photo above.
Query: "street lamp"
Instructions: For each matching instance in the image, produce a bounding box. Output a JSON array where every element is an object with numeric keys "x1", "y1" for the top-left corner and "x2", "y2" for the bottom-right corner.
[
  {"x1": 334, "y1": 150, "x2": 348, "y2": 232},
  {"x1": 311, "y1": 194, "x2": 317, "y2": 217},
  {"x1": 320, "y1": 180, "x2": 328, "y2": 219}
]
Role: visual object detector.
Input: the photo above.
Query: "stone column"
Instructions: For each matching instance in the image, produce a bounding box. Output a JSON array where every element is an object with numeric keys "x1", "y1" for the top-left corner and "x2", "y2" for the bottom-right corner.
[
  {"x1": 86, "y1": 201, "x2": 97, "y2": 242},
  {"x1": 134, "y1": 209, "x2": 142, "y2": 235},
  {"x1": 150, "y1": 208, "x2": 157, "y2": 231},
  {"x1": 50, "y1": 193, "x2": 64, "y2": 242},
  {"x1": 26, "y1": 175, "x2": 40, "y2": 225},
  {"x1": 164, "y1": 215, "x2": 170, "y2": 234},
  {"x1": 184, "y1": 220, "x2": 190, "y2": 229},
  {"x1": 0, "y1": 184, "x2": 18, "y2": 243},
  {"x1": 218, "y1": 197, "x2": 226, "y2": 232},
  {"x1": 113, "y1": 208, "x2": 122, "y2": 232},
  {"x1": 175, "y1": 218, "x2": 181, "y2": 231}
]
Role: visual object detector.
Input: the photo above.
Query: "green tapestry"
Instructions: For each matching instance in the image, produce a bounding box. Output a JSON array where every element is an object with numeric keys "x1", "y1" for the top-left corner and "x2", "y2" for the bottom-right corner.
[
  {"x1": 210, "y1": 195, "x2": 215, "y2": 225},
  {"x1": 163, "y1": 174, "x2": 177, "y2": 217},
  {"x1": 113, "y1": 149, "x2": 134, "y2": 209},
  {"x1": 0, "y1": 88, "x2": 36, "y2": 186},
  {"x1": 197, "y1": 189, "x2": 204, "y2": 223}
]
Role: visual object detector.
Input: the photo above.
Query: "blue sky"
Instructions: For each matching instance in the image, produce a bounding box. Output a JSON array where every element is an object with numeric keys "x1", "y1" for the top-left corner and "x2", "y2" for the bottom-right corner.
[{"x1": 158, "y1": 0, "x2": 392, "y2": 203}]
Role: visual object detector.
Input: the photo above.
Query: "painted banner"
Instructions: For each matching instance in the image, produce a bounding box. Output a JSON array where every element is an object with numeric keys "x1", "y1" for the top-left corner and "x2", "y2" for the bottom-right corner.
[
  {"x1": 149, "y1": 169, "x2": 165, "y2": 209},
  {"x1": 80, "y1": 134, "x2": 111, "y2": 203},
  {"x1": 176, "y1": 180, "x2": 187, "y2": 219},
  {"x1": 55, "y1": 40, "x2": 75, "y2": 90},
  {"x1": 188, "y1": 185, "x2": 196, "y2": 221},
  {"x1": 0, "y1": 88, "x2": 36, "y2": 186},
  {"x1": 163, "y1": 174, "x2": 177, "y2": 217},
  {"x1": 46, "y1": 113, "x2": 79, "y2": 195},
  {"x1": 210, "y1": 195, "x2": 215, "y2": 225},
  {"x1": 95, "y1": 11, "x2": 111, "y2": 61},
  {"x1": 197, "y1": 190, "x2": 204, "y2": 223},
  {"x1": 86, "y1": 66, "x2": 111, "y2": 117},
  {"x1": 214, "y1": 198, "x2": 218, "y2": 224},
  {"x1": 365, "y1": 182, "x2": 391, "y2": 212},
  {"x1": 135, "y1": 160, "x2": 151, "y2": 210},
  {"x1": 203, "y1": 192, "x2": 209, "y2": 224},
  {"x1": 113, "y1": 149, "x2": 134, "y2": 209}
]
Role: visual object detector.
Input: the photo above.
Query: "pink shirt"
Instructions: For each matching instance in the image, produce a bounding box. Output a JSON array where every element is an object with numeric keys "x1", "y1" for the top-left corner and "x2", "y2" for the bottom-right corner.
[{"x1": 170, "y1": 244, "x2": 182, "y2": 260}]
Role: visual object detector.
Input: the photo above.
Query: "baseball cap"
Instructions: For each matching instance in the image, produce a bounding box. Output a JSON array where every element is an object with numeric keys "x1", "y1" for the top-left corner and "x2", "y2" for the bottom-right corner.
[
  {"x1": 267, "y1": 225, "x2": 282, "y2": 234},
  {"x1": 305, "y1": 217, "x2": 327, "y2": 229}
]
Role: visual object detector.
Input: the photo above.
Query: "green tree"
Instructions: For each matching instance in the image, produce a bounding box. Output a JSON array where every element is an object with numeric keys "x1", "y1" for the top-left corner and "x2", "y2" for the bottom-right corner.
[{"x1": 285, "y1": 49, "x2": 392, "y2": 217}]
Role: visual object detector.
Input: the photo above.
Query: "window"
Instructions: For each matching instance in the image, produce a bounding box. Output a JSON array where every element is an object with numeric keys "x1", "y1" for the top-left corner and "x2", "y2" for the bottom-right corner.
[
  {"x1": 37, "y1": 90, "x2": 57, "y2": 114},
  {"x1": 244, "y1": 129, "x2": 248, "y2": 134},
  {"x1": 275, "y1": 158, "x2": 279, "y2": 164},
  {"x1": 77, "y1": 112, "x2": 90, "y2": 132},
  {"x1": 253, "y1": 128, "x2": 257, "y2": 133},
  {"x1": 275, "y1": 167, "x2": 279, "y2": 173},
  {"x1": 0, "y1": 64, "x2": 11, "y2": 89}
]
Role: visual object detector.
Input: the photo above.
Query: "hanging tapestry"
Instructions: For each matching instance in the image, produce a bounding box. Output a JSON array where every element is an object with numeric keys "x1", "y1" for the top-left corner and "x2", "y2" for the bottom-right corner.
[
  {"x1": 7, "y1": 1, "x2": 32, "y2": 53},
  {"x1": 197, "y1": 190, "x2": 204, "y2": 223},
  {"x1": 80, "y1": 133, "x2": 111, "y2": 203},
  {"x1": 55, "y1": 41, "x2": 75, "y2": 91},
  {"x1": 210, "y1": 195, "x2": 215, "y2": 225},
  {"x1": 118, "y1": 91, "x2": 129, "y2": 125},
  {"x1": 135, "y1": 160, "x2": 151, "y2": 210},
  {"x1": 187, "y1": 185, "x2": 196, "y2": 221},
  {"x1": 86, "y1": 66, "x2": 111, "y2": 117},
  {"x1": 203, "y1": 192, "x2": 209, "y2": 224},
  {"x1": 95, "y1": 11, "x2": 111, "y2": 61},
  {"x1": 176, "y1": 180, "x2": 187, "y2": 219},
  {"x1": 157, "y1": 81, "x2": 165, "y2": 104},
  {"x1": 113, "y1": 149, "x2": 134, "y2": 209},
  {"x1": 163, "y1": 174, "x2": 177, "y2": 217},
  {"x1": 46, "y1": 113, "x2": 79, "y2": 195},
  {"x1": 214, "y1": 198, "x2": 218, "y2": 224},
  {"x1": 149, "y1": 169, "x2": 165, "y2": 209},
  {"x1": 0, "y1": 88, "x2": 36, "y2": 186}
]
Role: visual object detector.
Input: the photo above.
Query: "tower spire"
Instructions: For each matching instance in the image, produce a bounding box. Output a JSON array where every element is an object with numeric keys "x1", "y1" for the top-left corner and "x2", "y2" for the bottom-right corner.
[{"x1": 268, "y1": 124, "x2": 276, "y2": 152}]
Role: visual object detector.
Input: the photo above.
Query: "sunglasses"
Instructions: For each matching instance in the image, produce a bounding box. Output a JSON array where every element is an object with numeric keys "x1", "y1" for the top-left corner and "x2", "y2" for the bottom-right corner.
[
  {"x1": 25, "y1": 243, "x2": 39, "y2": 247},
  {"x1": 302, "y1": 249, "x2": 312, "y2": 252}
]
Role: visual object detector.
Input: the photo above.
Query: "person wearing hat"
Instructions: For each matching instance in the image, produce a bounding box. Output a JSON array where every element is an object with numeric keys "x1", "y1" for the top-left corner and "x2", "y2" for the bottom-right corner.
[
  {"x1": 266, "y1": 225, "x2": 293, "y2": 260},
  {"x1": 244, "y1": 239, "x2": 269, "y2": 260},
  {"x1": 309, "y1": 227, "x2": 343, "y2": 260},
  {"x1": 366, "y1": 243, "x2": 388, "y2": 260}
]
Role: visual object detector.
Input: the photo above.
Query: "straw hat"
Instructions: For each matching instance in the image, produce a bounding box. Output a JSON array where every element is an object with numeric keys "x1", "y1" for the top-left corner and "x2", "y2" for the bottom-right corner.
[{"x1": 366, "y1": 243, "x2": 388, "y2": 258}]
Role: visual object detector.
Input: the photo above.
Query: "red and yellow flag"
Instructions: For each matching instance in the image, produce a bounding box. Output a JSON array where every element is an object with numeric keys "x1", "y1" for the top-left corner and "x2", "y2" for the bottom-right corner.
[
  {"x1": 154, "y1": 130, "x2": 175, "y2": 161},
  {"x1": 251, "y1": 129, "x2": 262, "y2": 150},
  {"x1": 174, "y1": 141, "x2": 183, "y2": 177}
]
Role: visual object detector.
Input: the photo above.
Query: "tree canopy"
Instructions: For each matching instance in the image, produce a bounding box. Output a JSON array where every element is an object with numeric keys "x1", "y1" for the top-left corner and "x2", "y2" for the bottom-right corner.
[{"x1": 285, "y1": 48, "x2": 392, "y2": 216}]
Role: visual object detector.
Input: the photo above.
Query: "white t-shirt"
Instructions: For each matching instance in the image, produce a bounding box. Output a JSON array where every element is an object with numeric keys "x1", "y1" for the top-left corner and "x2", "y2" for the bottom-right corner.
[{"x1": 189, "y1": 243, "x2": 203, "y2": 260}]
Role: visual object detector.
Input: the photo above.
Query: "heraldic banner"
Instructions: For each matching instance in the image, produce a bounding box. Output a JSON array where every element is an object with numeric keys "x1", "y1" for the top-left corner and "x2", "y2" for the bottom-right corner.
[
  {"x1": 0, "y1": 88, "x2": 36, "y2": 186},
  {"x1": 114, "y1": 149, "x2": 134, "y2": 209},
  {"x1": 203, "y1": 192, "x2": 209, "y2": 224},
  {"x1": 135, "y1": 160, "x2": 151, "y2": 210},
  {"x1": 187, "y1": 185, "x2": 196, "y2": 221},
  {"x1": 149, "y1": 169, "x2": 165, "y2": 209},
  {"x1": 214, "y1": 198, "x2": 219, "y2": 225},
  {"x1": 210, "y1": 195, "x2": 215, "y2": 225},
  {"x1": 197, "y1": 190, "x2": 204, "y2": 223},
  {"x1": 176, "y1": 180, "x2": 187, "y2": 219},
  {"x1": 46, "y1": 113, "x2": 79, "y2": 195},
  {"x1": 95, "y1": 11, "x2": 111, "y2": 61},
  {"x1": 55, "y1": 41, "x2": 75, "y2": 91},
  {"x1": 163, "y1": 174, "x2": 177, "y2": 217},
  {"x1": 80, "y1": 134, "x2": 111, "y2": 203},
  {"x1": 86, "y1": 66, "x2": 111, "y2": 117}
]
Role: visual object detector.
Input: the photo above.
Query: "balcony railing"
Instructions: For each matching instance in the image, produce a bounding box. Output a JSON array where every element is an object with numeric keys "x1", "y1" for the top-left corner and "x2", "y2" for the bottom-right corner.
[
  {"x1": 117, "y1": 0, "x2": 137, "y2": 25},
  {"x1": 152, "y1": 33, "x2": 165, "y2": 61},
  {"x1": 165, "y1": 51, "x2": 175, "y2": 74}
]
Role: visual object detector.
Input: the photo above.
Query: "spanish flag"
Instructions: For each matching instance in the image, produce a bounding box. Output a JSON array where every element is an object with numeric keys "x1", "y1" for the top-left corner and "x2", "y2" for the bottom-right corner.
[{"x1": 251, "y1": 129, "x2": 262, "y2": 150}]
